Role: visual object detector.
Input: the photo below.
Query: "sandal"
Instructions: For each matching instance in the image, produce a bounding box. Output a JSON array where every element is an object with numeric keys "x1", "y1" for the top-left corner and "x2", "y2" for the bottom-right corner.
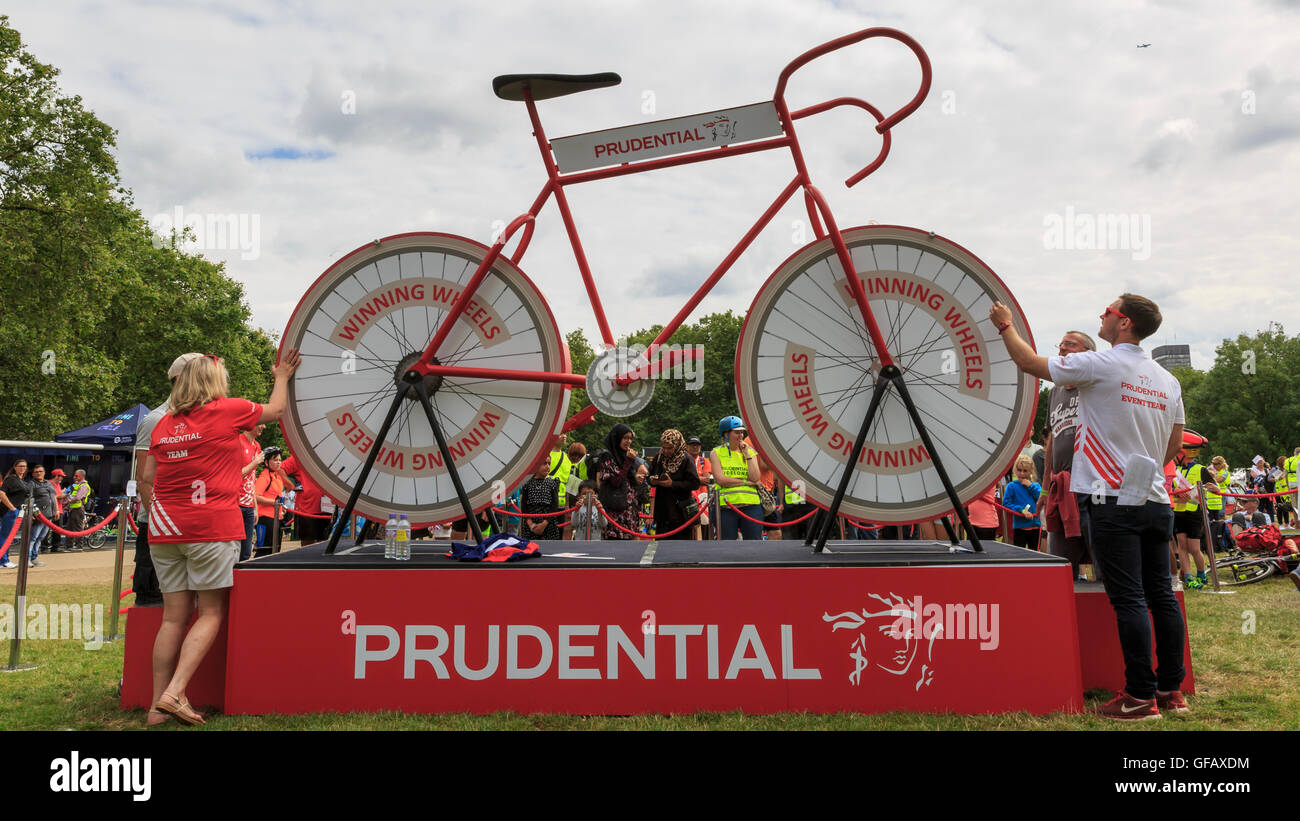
[
  {"x1": 154, "y1": 692, "x2": 206, "y2": 726},
  {"x1": 145, "y1": 709, "x2": 171, "y2": 728}
]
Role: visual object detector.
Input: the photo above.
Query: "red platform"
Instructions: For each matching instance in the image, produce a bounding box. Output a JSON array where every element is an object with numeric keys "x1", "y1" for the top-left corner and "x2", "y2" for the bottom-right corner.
[
  {"x1": 116, "y1": 540, "x2": 1194, "y2": 716},
  {"x1": 119, "y1": 605, "x2": 229, "y2": 712},
  {"x1": 1074, "y1": 585, "x2": 1195, "y2": 694}
]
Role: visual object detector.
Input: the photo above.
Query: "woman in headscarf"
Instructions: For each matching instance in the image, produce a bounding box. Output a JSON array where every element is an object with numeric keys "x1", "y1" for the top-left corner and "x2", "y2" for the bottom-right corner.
[
  {"x1": 647, "y1": 429, "x2": 700, "y2": 540},
  {"x1": 596, "y1": 423, "x2": 642, "y2": 539}
]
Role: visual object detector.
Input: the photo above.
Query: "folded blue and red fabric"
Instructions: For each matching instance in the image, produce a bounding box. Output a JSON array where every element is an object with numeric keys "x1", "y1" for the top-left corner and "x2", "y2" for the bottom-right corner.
[{"x1": 446, "y1": 532, "x2": 542, "y2": 562}]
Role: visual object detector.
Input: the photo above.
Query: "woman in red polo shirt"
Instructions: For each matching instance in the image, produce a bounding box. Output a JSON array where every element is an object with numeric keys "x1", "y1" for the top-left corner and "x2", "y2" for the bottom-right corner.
[{"x1": 139, "y1": 350, "x2": 300, "y2": 726}]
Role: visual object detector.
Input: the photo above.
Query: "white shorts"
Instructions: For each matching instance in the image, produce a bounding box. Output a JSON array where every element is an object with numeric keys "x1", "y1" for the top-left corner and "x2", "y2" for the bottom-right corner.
[{"x1": 149, "y1": 540, "x2": 239, "y2": 593}]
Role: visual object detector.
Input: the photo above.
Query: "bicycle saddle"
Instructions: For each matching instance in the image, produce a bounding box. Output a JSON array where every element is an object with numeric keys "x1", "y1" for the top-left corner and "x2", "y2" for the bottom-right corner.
[{"x1": 492, "y1": 72, "x2": 621, "y2": 102}]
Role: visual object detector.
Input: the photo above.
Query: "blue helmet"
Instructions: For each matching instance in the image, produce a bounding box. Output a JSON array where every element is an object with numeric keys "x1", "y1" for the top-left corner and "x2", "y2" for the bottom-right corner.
[{"x1": 718, "y1": 415, "x2": 745, "y2": 437}]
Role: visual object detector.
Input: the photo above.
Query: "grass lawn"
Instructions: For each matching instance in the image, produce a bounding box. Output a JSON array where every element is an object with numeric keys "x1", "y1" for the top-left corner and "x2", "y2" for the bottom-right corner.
[{"x1": 2, "y1": 576, "x2": 1297, "y2": 730}]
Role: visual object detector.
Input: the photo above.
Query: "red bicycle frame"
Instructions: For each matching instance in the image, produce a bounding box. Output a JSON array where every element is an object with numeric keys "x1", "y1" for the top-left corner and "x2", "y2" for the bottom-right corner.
[{"x1": 414, "y1": 27, "x2": 931, "y2": 388}]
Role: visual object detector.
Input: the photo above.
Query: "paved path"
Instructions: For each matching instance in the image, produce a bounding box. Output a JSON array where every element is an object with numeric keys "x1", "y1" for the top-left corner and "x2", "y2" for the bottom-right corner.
[{"x1": 1, "y1": 543, "x2": 305, "y2": 587}]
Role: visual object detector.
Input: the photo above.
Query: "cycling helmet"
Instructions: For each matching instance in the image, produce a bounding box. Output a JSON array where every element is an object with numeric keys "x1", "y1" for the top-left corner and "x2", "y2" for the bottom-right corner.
[
  {"x1": 1181, "y1": 429, "x2": 1208, "y2": 448},
  {"x1": 262, "y1": 446, "x2": 283, "y2": 460},
  {"x1": 718, "y1": 415, "x2": 745, "y2": 437}
]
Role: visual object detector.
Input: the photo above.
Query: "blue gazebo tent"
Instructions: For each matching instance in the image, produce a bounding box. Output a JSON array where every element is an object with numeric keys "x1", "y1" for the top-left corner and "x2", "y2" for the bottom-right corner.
[{"x1": 55, "y1": 404, "x2": 152, "y2": 447}]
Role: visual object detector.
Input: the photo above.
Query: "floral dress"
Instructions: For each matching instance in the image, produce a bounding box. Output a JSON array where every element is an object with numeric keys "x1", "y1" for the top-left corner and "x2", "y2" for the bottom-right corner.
[{"x1": 597, "y1": 454, "x2": 641, "y2": 539}]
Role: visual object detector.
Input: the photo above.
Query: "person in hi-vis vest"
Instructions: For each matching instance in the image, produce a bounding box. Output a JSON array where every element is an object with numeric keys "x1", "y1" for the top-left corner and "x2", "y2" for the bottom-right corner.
[
  {"x1": 1170, "y1": 432, "x2": 1214, "y2": 590},
  {"x1": 708, "y1": 416, "x2": 763, "y2": 541},
  {"x1": 1284, "y1": 448, "x2": 1300, "y2": 527}
]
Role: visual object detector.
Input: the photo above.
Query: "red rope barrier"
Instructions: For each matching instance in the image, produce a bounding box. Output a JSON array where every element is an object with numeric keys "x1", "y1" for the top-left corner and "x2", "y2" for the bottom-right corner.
[
  {"x1": 0, "y1": 512, "x2": 20, "y2": 555},
  {"x1": 720, "y1": 500, "x2": 873, "y2": 529},
  {"x1": 598, "y1": 504, "x2": 703, "y2": 539},
  {"x1": 490, "y1": 503, "x2": 581, "y2": 518},
  {"x1": 994, "y1": 500, "x2": 1039, "y2": 519},
  {"x1": 772, "y1": 506, "x2": 820, "y2": 525},
  {"x1": 283, "y1": 506, "x2": 332, "y2": 519},
  {"x1": 843, "y1": 518, "x2": 885, "y2": 531},
  {"x1": 37, "y1": 507, "x2": 119, "y2": 537},
  {"x1": 1193, "y1": 486, "x2": 1292, "y2": 500},
  {"x1": 721, "y1": 501, "x2": 778, "y2": 526}
]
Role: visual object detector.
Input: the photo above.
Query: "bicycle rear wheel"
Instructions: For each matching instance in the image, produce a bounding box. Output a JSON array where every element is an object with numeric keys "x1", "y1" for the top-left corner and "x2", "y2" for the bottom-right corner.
[
  {"x1": 736, "y1": 225, "x2": 1037, "y2": 524},
  {"x1": 279, "y1": 233, "x2": 569, "y2": 527}
]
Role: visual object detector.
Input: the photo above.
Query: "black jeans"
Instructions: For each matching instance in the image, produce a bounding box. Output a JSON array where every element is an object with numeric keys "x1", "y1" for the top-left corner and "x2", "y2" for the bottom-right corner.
[
  {"x1": 131, "y1": 521, "x2": 163, "y2": 606},
  {"x1": 1086, "y1": 497, "x2": 1184, "y2": 699}
]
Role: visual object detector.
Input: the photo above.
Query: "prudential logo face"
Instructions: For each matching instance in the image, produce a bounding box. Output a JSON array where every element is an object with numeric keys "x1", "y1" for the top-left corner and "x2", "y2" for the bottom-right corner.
[{"x1": 823, "y1": 592, "x2": 1001, "y2": 692}]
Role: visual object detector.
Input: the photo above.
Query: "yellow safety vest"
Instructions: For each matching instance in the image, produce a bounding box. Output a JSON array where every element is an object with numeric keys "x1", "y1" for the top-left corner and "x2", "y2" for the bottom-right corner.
[
  {"x1": 1174, "y1": 464, "x2": 1204, "y2": 513},
  {"x1": 1286, "y1": 455, "x2": 1298, "y2": 489},
  {"x1": 548, "y1": 451, "x2": 572, "y2": 506},
  {"x1": 784, "y1": 483, "x2": 804, "y2": 505},
  {"x1": 716, "y1": 446, "x2": 760, "y2": 506},
  {"x1": 1205, "y1": 467, "x2": 1226, "y2": 511},
  {"x1": 68, "y1": 481, "x2": 90, "y2": 509}
]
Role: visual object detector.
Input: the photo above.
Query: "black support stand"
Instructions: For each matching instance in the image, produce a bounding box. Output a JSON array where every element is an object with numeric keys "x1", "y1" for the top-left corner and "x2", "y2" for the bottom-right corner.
[
  {"x1": 807, "y1": 364, "x2": 985, "y2": 554},
  {"x1": 323, "y1": 371, "x2": 485, "y2": 554}
]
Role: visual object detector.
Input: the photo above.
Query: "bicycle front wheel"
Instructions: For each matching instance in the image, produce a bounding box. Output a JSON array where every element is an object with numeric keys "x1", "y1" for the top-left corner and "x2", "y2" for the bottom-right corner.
[
  {"x1": 279, "y1": 232, "x2": 569, "y2": 527},
  {"x1": 736, "y1": 225, "x2": 1037, "y2": 524},
  {"x1": 1213, "y1": 553, "x2": 1276, "y2": 586}
]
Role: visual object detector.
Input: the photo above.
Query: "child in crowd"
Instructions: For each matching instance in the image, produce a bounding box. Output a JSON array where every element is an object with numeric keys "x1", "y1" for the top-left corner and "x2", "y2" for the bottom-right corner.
[
  {"x1": 566, "y1": 480, "x2": 603, "y2": 541},
  {"x1": 1002, "y1": 454, "x2": 1042, "y2": 550}
]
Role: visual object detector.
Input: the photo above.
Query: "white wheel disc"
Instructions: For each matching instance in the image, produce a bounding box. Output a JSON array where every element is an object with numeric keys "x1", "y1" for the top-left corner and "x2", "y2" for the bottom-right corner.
[
  {"x1": 585, "y1": 346, "x2": 655, "y2": 417},
  {"x1": 280, "y1": 233, "x2": 568, "y2": 527},
  {"x1": 736, "y1": 225, "x2": 1037, "y2": 524}
]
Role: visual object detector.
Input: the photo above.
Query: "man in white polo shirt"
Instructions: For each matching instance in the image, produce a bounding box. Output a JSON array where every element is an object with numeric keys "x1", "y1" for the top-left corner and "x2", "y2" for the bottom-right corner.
[{"x1": 990, "y1": 294, "x2": 1187, "y2": 720}]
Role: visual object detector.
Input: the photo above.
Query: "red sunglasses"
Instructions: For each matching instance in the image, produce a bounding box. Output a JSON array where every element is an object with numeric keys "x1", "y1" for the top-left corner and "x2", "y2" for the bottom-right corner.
[{"x1": 1100, "y1": 306, "x2": 1129, "y2": 322}]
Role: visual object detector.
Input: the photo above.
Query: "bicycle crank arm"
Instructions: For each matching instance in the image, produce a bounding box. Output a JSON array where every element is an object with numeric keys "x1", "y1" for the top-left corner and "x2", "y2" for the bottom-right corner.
[{"x1": 613, "y1": 346, "x2": 703, "y2": 386}]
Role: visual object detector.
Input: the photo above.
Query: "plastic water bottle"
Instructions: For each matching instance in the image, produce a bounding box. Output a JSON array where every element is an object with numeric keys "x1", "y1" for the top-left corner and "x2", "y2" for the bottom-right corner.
[
  {"x1": 384, "y1": 513, "x2": 397, "y2": 559},
  {"x1": 396, "y1": 514, "x2": 411, "y2": 561}
]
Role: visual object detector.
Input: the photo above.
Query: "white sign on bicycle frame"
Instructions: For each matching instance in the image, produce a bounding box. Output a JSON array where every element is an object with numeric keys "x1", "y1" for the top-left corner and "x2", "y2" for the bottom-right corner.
[{"x1": 550, "y1": 101, "x2": 784, "y2": 173}]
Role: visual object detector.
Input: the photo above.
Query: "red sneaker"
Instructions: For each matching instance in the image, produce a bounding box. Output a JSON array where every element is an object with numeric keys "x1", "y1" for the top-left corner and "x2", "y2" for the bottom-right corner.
[
  {"x1": 1096, "y1": 691, "x2": 1161, "y2": 721},
  {"x1": 1155, "y1": 689, "x2": 1189, "y2": 713}
]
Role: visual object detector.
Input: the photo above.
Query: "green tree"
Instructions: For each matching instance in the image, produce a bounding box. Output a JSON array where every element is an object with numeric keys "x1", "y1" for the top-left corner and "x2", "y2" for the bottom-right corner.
[
  {"x1": 0, "y1": 16, "x2": 277, "y2": 442},
  {"x1": 1187, "y1": 327, "x2": 1300, "y2": 467},
  {"x1": 1, "y1": 14, "x2": 130, "y2": 438}
]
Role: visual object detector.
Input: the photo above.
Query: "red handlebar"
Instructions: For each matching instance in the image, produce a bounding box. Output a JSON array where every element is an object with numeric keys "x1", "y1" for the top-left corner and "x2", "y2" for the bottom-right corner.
[{"x1": 775, "y1": 27, "x2": 931, "y2": 187}]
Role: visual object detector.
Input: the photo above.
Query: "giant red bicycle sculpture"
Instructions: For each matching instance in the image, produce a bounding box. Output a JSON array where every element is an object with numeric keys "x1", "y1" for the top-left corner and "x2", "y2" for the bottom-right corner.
[{"x1": 278, "y1": 27, "x2": 1036, "y2": 552}]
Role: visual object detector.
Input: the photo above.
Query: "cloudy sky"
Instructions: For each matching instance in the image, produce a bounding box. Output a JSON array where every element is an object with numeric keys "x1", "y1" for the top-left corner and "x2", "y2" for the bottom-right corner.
[{"x1": 8, "y1": 0, "x2": 1298, "y2": 369}]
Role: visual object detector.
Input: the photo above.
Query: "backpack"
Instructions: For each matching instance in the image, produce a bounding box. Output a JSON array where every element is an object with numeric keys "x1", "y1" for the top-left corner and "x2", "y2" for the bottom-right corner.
[{"x1": 1235, "y1": 524, "x2": 1281, "y2": 553}]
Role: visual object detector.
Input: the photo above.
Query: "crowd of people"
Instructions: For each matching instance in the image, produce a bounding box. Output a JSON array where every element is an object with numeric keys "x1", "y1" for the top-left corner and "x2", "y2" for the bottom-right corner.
[
  {"x1": 505, "y1": 416, "x2": 831, "y2": 543},
  {"x1": 0, "y1": 463, "x2": 101, "y2": 568}
]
